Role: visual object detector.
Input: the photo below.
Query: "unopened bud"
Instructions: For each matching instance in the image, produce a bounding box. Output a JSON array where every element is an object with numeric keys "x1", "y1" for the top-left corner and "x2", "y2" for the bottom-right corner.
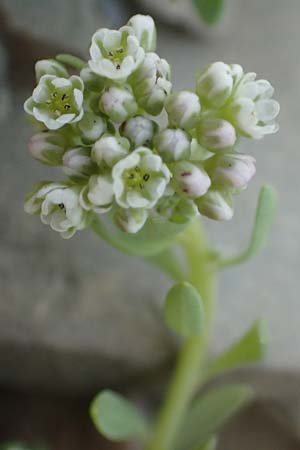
[
  {"x1": 115, "y1": 208, "x2": 148, "y2": 233},
  {"x1": 155, "y1": 129, "x2": 191, "y2": 162},
  {"x1": 196, "y1": 189, "x2": 233, "y2": 221},
  {"x1": 63, "y1": 148, "x2": 94, "y2": 179},
  {"x1": 210, "y1": 153, "x2": 256, "y2": 189},
  {"x1": 92, "y1": 135, "x2": 129, "y2": 167},
  {"x1": 28, "y1": 131, "x2": 66, "y2": 165},
  {"x1": 121, "y1": 116, "x2": 155, "y2": 147},
  {"x1": 173, "y1": 162, "x2": 211, "y2": 198},
  {"x1": 78, "y1": 112, "x2": 106, "y2": 142},
  {"x1": 35, "y1": 59, "x2": 68, "y2": 82},
  {"x1": 127, "y1": 14, "x2": 156, "y2": 52},
  {"x1": 165, "y1": 91, "x2": 201, "y2": 130},
  {"x1": 197, "y1": 119, "x2": 236, "y2": 152},
  {"x1": 99, "y1": 86, "x2": 138, "y2": 123}
]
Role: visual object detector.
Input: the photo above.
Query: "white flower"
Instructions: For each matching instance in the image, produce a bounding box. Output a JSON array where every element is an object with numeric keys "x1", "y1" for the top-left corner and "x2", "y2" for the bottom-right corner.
[
  {"x1": 77, "y1": 112, "x2": 106, "y2": 142},
  {"x1": 227, "y1": 75, "x2": 280, "y2": 139},
  {"x1": 115, "y1": 207, "x2": 148, "y2": 233},
  {"x1": 28, "y1": 131, "x2": 67, "y2": 165},
  {"x1": 99, "y1": 86, "x2": 138, "y2": 123},
  {"x1": 24, "y1": 183, "x2": 89, "y2": 238},
  {"x1": 35, "y1": 59, "x2": 68, "y2": 82},
  {"x1": 80, "y1": 175, "x2": 114, "y2": 213},
  {"x1": 127, "y1": 14, "x2": 156, "y2": 52},
  {"x1": 122, "y1": 116, "x2": 155, "y2": 147},
  {"x1": 210, "y1": 153, "x2": 256, "y2": 189},
  {"x1": 196, "y1": 62, "x2": 243, "y2": 109},
  {"x1": 196, "y1": 189, "x2": 233, "y2": 221},
  {"x1": 92, "y1": 135, "x2": 129, "y2": 167},
  {"x1": 24, "y1": 75, "x2": 84, "y2": 130},
  {"x1": 88, "y1": 26, "x2": 145, "y2": 82},
  {"x1": 155, "y1": 128, "x2": 191, "y2": 162},
  {"x1": 165, "y1": 91, "x2": 201, "y2": 130},
  {"x1": 155, "y1": 194, "x2": 198, "y2": 224},
  {"x1": 63, "y1": 148, "x2": 95, "y2": 179},
  {"x1": 130, "y1": 53, "x2": 172, "y2": 115},
  {"x1": 173, "y1": 161, "x2": 211, "y2": 198},
  {"x1": 197, "y1": 118, "x2": 236, "y2": 152},
  {"x1": 112, "y1": 147, "x2": 171, "y2": 209}
]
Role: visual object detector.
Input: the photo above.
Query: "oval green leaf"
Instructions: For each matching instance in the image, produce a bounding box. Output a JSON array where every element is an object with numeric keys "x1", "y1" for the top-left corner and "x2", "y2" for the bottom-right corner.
[
  {"x1": 164, "y1": 282, "x2": 205, "y2": 338},
  {"x1": 90, "y1": 390, "x2": 149, "y2": 442},
  {"x1": 192, "y1": 0, "x2": 224, "y2": 25}
]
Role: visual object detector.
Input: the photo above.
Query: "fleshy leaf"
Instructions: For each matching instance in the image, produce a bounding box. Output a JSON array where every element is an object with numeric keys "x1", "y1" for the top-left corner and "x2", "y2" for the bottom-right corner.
[
  {"x1": 92, "y1": 213, "x2": 191, "y2": 257},
  {"x1": 219, "y1": 185, "x2": 277, "y2": 269},
  {"x1": 192, "y1": 0, "x2": 224, "y2": 25},
  {"x1": 176, "y1": 384, "x2": 254, "y2": 450},
  {"x1": 194, "y1": 435, "x2": 218, "y2": 450},
  {"x1": 90, "y1": 390, "x2": 149, "y2": 442},
  {"x1": 164, "y1": 282, "x2": 205, "y2": 338},
  {"x1": 206, "y1": 320, "x2": 268, "y2": 380}
]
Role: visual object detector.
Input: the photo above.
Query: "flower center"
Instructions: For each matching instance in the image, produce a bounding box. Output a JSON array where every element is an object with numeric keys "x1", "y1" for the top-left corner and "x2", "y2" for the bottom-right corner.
[
  {"x1": 125, "y1": 166, "x2": 151, "y2": 191},
  {"x1": 107, "y1": 47, "x2": 125, "y2": 70},
  {"x1": 46, "y1": 87, "x2": 77, "y2": 117}
]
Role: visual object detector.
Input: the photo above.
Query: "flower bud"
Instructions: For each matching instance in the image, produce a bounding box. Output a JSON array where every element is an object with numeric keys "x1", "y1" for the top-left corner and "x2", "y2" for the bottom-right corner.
[
  {"x1": 28, "y1": 131, "x2": 66, "y2": 165},
  {"x1": 115, "y1": 207, "x2": 148, "y2": 234},
  {"x1": 130, "y1": 53, "x2": 172, "y2": 115},
  {"x1": 165, "y1": 91, "x2": 201, "y2": 130},
  {"x1": 155, "y1": 129, "x2": 191, "y2": 162},
  {"x1": 99, "y1": 86, "x2": 138, "y2": 123},
  {"x1": 121, "y1": 116, "x2": 155, "y2": 147},
  {"x1": 78, "y1": 112, "x2": 106, "y2": 142},
  {"x1": 35, "y1": 59, "x2": 68, "y2": 82},
  {"x1": 156, "y1": 194, "x2": 198, "y2": 224},
  {"x1": 210, "y1": 153, "x2": 256, "y2": 189},
  {"x1": 63, "y1": 148, "x2": 94, "y2": 179},
  {"x1": 196, "y1": 189, "x2": 233, "y2": 221},
  {"x1": 80, "y1": 175, "x2": 114, "y2": 212},
  {"x1": 197, "y1": 119, "x2": 237, "y2": 152},
  {"x1": 173, "y1": 162, "x2": 211, "y2": 198},
  {"x1": 196, "y1": 62, "x2": 237, "y2": 109},
  {"x1": 92, "y1": 135, "x2": 129, "y2": 167},
  {"x1": 127, "y1": 14, "x2": 156, "y2": 52}
]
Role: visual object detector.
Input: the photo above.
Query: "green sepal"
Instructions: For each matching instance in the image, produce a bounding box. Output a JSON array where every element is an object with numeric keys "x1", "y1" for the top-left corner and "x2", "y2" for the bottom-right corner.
[{"x1": 56, "y1": 53, "x2": 86, "y2": 70}]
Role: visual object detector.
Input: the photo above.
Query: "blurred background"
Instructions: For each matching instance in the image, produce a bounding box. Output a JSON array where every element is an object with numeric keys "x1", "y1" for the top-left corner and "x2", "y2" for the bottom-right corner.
[{"x1": 0, "y1": 0, "x2": 299, "y2": 449}]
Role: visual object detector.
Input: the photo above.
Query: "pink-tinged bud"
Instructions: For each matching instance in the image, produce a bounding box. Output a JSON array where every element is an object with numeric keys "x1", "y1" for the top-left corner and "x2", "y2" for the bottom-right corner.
[
  {"x1": 173, "y1": 162, "x2": 211, "y2": 199},
  {"x1": 196, "y1": 189, "x2": 233, "y2": 221},
  {"x1": 165, "y1": 91, "x2": 201, "y2": 130},
  {"x1": 211, "y1": 153, "x2": 256, "y2": 189},
  {"x1": 28, "y1": 131, "x2": 66, "y2": 165},
  {"x1": 63, "y1": 147, "x2": 94, "y2": 179},
  {"x1": 155, "y1": 129, "x2": 191, "y2": 162},
  {"x1": 197, "y1": 119, "x2": 236, "y2": 152}
]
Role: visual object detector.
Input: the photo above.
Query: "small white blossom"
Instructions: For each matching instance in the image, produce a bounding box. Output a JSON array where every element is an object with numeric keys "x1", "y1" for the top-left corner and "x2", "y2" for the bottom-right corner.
[
  {"x1": 99, "y1": 86, "x2": 138, "y2": 123},
  {"x1": 196, "y1": 62, "x2": 243, "y2": 109},
  {"x1": 197, "y1": 118, "x2": 237, "y2": 151},
  {"x1": 88, "y1": 26, "x2": 145, "y2": 82},
  {"x1": 173, "y1": 162, "x2": 211, "y2": 198},
  {"x1": 227, "y1": 75, "x2": 280, "y2": 139},
  {"x1": 80, "y1": 175, "x2": 114, "y2": 212},
  {"x1": 35, "y1": 59, "x2": 68, "y2": 82},
  {"x1": 28, "y1": 131, "x2": 67, "y2": 165},
  {"x1": 77, "y1": 112, "x2": 106, "y2": 142},
  {"x1": 24, "y1": 75, "x2": 84, "y2": 130},
  {"x1": 165, "y1": 91, "x2": 201, "y2": 130},
  {"x1": 115, "y1": 207, "x2": 148, "y2": 233},
  {"x1": 196, "y1": 189, "x2": 233, "y2": 221},
  {"x1": 63, "y1": 147, "x2": 94, "y2": 179},
  {"x1": 24, "y1": 183, "x2": 89, "y2": 238},
  {"x1": 122, "y1": 116, "x2": 155, "y2": 147},
  {"x1": 92, "y1": 135, "x2": 129, "y2": 167},
  {"x1": 155, "y1": 128, "x2": 191, "y2": 162},
  {"x1": 210, "y1": 153, "x2": 256, "y2": 189},
  {"x1": 130, "y1": 53, "x2": 172, "y2": 115},
  {"x1": 127, "y1": 14, "x2": 156, "y2": 52},
  {"x1": 112, "y1": 147, "x2": 171, "y2": 209}
]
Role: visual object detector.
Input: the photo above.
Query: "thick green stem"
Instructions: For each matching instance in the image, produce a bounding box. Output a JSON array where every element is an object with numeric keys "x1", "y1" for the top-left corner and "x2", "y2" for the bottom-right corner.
[{"x1": 147, "y1": 219, "x2": 217, "y2": 450}]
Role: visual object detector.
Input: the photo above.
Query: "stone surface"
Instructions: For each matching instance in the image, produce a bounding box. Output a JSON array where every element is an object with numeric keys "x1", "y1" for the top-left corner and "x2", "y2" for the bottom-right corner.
[{"x1": 0, "y1": 0, "x2": 299, "y2": 435}]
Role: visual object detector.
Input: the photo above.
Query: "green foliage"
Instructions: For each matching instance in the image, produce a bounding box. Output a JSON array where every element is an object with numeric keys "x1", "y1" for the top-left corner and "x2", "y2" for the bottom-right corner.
[
  {"x1": 164, "y1": 282, "x2": 205, "y2": 338},
  {"x1": 206, "y1": 320, "x2": 269, "y2": 379},
  {"x1": 194, "y1": 435, "x2": 218, "y2": 450},
  {"x1": 90, "y1": 390, "x2": 149, "y2": 442},
  {"x1": 176, "y1": 384, "x2": 254, "y2": 450},
  {"x1": 219, "y1": 185, "x2": 278, "y2": 268},
  {"x1": 192, "y1": 0, "x2": 224, "y2": 25},
  {"x1": 92, "y1": 213, "x2": 190, "y2": 257},
  {"x1": 56, "y1": 54, "x2": 85, "y2": 70}
]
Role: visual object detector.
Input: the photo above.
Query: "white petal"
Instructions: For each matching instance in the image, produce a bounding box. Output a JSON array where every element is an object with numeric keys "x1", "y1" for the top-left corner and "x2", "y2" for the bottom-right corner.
[
  {"x1": 73, "y1": 88, "x2": 83, "y2": 110},
  {"x1": 51, "y1": 78, "x2": 71, "y2": 88},
  {"x1": 256, "y1": 99, "x2": 280, "y2": 122},
  {"x1": 56, "y1": 113, "x2": 76, "y2": 124},
  {"x1": 32, "y1": 84, "x2": 50, "y2": 103}
]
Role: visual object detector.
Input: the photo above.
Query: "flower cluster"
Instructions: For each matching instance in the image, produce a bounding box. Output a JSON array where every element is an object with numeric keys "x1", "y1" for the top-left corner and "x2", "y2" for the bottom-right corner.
[{"x1": 24, "y1": 15, "x2": 280, "y2": 238}]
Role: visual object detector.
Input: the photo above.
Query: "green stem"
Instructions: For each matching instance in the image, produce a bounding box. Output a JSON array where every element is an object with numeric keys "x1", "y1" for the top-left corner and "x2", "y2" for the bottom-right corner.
[{"x1": 147, "y1": 219, "x2": 217, "y2": 450}]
